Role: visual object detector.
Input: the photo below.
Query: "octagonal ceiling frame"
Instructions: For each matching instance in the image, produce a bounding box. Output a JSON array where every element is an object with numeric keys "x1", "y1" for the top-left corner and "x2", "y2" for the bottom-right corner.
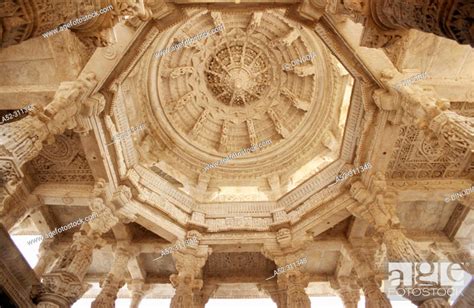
[{"x1": 89, "y1": 6, "x2": 383, "y2": 243}]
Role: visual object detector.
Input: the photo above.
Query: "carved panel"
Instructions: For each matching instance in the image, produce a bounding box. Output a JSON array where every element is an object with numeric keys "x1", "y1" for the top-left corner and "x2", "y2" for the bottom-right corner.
[
  {"x1": 203, "y1": 252, "x2": 275, "y2": 278},
  {"x1": 28, "y1": 131, "x2": 94, "y2": 184}
]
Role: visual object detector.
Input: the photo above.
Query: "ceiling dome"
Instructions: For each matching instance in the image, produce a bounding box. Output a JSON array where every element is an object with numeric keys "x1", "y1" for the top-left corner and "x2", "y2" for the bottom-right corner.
[{"x1": 140, "y1": 10, "x2": 349, "y2": 200}]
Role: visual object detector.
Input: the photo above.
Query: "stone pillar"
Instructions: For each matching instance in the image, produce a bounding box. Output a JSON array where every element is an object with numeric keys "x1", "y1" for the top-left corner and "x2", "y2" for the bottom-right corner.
[
  {"x1": 327, "y1": 0, "x2": 474, "y2": 47},
  {"x1": 452, "y1": 277, "x2": 474, "y2": 308},
  {"x1": 36, "y1": 181, "x2": 119, "y2": 307},
  {"x1": 169, "y1": 233, "x2": 210, "y2": 308},
  {"x1": 330, "y1": 275, "x2": 360, "y2": 308},
  {"x1": 258, "y1": 281, "x2": 287, "y2": 308},
  {"x1": 374, "y1": 73, "x2": 474, "y2": 157},
  {"x1": 0, "y1": 74, "x2": 99, "y2": 185},
  {"x1": 34, "y1": 238, "x2": 61, "y2": 277},
  {"x1": 128, "y1": 279, "x2": 150, "y2": 308},
  {"x1": 348, "y1": 175, "x2": 422, "y2": 262},
  {"x1": 266, "y1": 252, "x2": 310, "y2": 308},
  {"x1": 430, "y1": 241, "x2": 474, "y2": 275},
  {"x1": 91, "y1": 245, "x2": 131, "y2": 308},
  {"x1": 348, "y1": 246, "x2": 392, "y2": 308},
  {"x1": 193, "y1": 283, "x2": 218, "y2": 308},
  {"x1": 36, "y1": 230, "x2": 103, "y2": 307},
  {"x1": 277, "y1": 270, "x2": 311, "y2": 308}
]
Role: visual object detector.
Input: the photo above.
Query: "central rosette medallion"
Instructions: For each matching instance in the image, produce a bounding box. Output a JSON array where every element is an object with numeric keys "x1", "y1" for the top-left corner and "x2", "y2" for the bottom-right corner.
[{"x1": 206, "y1": 42, "x2": 271, "y2": 106}]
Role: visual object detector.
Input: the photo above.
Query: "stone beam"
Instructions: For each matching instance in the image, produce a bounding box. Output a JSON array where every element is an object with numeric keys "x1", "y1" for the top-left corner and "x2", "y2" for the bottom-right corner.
[
  {"x1": 389, "y1": 179, "x2": 473, "y2": 202},
  {"x1": 445, "y1": 207, "x2": 474, "y2": 241},
  {"x1": 293, "y1": 193, "x2": 355, "y2": 239},
  {"x1": 29, "y1": 205, "x2": 57, "y2": 235},
  {"x1": 346, "y1": 217, "x2": 369, "y2": 239}
]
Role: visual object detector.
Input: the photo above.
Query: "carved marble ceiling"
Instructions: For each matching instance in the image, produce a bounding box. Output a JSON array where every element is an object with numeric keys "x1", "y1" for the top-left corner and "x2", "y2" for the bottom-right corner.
[{"x1": 122, "y1": 9, "x2": 352, "y2": 202}]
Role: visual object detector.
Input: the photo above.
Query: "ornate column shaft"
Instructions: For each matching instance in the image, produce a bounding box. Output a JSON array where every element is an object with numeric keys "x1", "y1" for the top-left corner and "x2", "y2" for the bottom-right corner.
[
  {"x1": 170, "y1": 232, "x2": 210, "y2": 308},
  {"x1": 0, "y1": 74, "x2": 99, "y2": 186},
  {"x1": 432, "y1": 241, "x2": 474, "y2": 275},
  {"x1": 267, "y1": 252, "x2": 310, "y2": 308},
  {"x1": 347, "y1": 246, "x2": 392, "y2": 308},
  {"x1": 349, "y1": 176, "x2": 422, "y2": 262},
  {"x1": 91, "y1": 245, "x2": 131, "y2": 308},
  {"x1": 37, "y1": 230, "x2": 103, "y2": 308},
  {"x1": 34, "y1": 238, "x2": 61, "y2": 277},
  {"x1": 277, "y1": 270, "x2": 310, "y2": 308},
  {"x1": 193, "y1": 283, "x2": 218, "y2": 308},
  {"x1": 330, "y1": 275, "x2": 361, "y2": 308},
  {"x1": 258, "y1": 281, "x2": 287, "y2": 308},
  {"x1": 419, "y1": 297, "x2": 451, "y2": 308},
  {"x1": 452, "y1": 277, "x2": 474, "y2": 308},
  {"x1": 128, "y1": 279, "x2": 150, "y2": 308},
  {"x1": 374, "y1": 72, "x2": 474, "y2": 157},
  {"x1": 37, "y1": 180, "x2": 119, "y2": 307}
]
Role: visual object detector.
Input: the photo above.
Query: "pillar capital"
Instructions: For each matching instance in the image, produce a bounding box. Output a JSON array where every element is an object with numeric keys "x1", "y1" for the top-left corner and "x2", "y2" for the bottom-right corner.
[
  {"x1": 346, "y1": 244, "x2": 392, "y2": 308},
  {"x1": 169, "y1": 248, "x2": 211, "y2": 308},
  {"x1": 0, "y1": 74, "x2": 98, "y2": 184},
  {"x1": 91, "y1": 243, "x2": 132, "y2": 308},
  {"x1": 374, "y1": 71, "x2": 474, "y2": 156},
  {"x1": 37, "y1": 230, "x2": 98, "y2": 306},
  {"x1": 258, "y1": 281, "x2": 287, "y2": 308},
  {"x1": 276, "y1": 270, "x2": 311, "y2": 308},
  {"x1": 330, "y1": 275, "x2": 361, "y2": 308},
  {"x1": 348, "y1": 176, "x2": 422, "y2": 262}
]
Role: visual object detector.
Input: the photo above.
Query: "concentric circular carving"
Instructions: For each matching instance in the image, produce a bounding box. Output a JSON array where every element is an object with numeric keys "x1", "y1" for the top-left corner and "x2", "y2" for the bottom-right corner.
[
  {"x1": 143, "y1": 10, "x2": 344, "y2": 191},
  {"x1": 206, "y1": 42, "x2": 272, "y2": 106}
]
